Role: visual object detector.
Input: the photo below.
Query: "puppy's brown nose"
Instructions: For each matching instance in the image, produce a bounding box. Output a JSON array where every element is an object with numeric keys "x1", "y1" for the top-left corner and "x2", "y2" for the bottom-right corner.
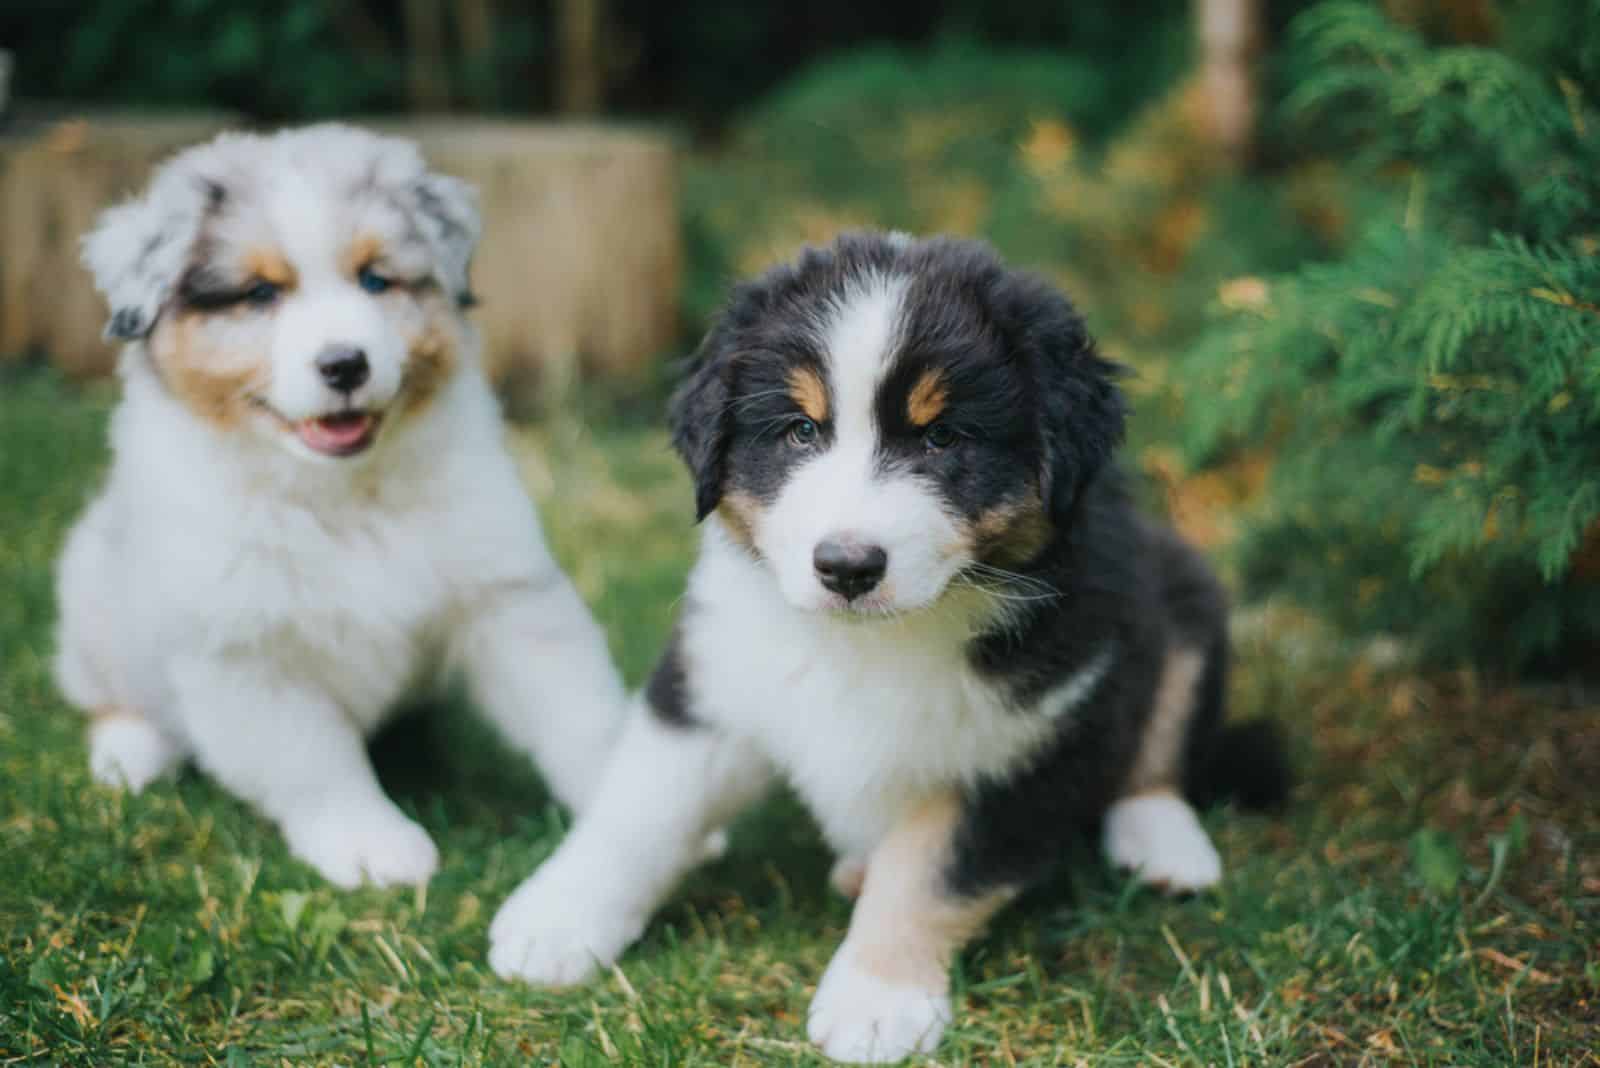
[
  {"x1": 813, "y1": 539, "x2": 887, "y2": 600},
  {"x1": 316, "y1": 345, "x2": 369, "y2": 394}
]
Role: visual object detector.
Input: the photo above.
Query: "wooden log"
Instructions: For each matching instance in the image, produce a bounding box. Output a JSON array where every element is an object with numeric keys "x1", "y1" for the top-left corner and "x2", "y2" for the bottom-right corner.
[
  {"x1": 0, "y1": 112, "x2": 238, "y2": 376},
  {"x1": 375, "y1": 119, "x2": 680, "y2": 407},
  {"x1": 0, "y1": 115, "x2": 681, "y2": 407}
]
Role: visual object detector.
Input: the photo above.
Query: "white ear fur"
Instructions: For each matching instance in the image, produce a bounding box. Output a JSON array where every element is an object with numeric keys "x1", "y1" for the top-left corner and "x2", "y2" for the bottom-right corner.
[
  {"x1": 410, "y1": 172, "x2": 481, "y2": 308},
  {"x1": 80, "y1": 173, "x2": 214, "y2": 341}
]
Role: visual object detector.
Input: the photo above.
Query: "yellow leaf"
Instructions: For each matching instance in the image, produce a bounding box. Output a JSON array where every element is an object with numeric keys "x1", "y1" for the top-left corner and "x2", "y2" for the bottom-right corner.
[
  {"x1": 1218, "y1": 276, "x2": 1270, "y2": 311},
  {"x1": 1414, "y1": 464, "x2": 1448, "y2": 485},
  {"x1": 1019, "y1": 119, "x2": 1076, "y2": 173},
  {"x1": 1530, "y1": 287, "x2": 1575, "y2": 307}
]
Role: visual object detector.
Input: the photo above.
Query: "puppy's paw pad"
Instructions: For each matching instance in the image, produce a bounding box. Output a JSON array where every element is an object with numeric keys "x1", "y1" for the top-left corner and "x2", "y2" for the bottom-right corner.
[
  {"x1": 1104, "y1": 793, "x2": 1222, "y2": 894},
  {"x1": 488, "y1": 873, "x2": 639, "y2": 987},
  {"x1": 285, "y1": 806, "x2": 438, "y2": 889},
  {"x1": 807, "y1": 950, "x2": 950, "y2": 1063},
  {"x1": 89, "y1": 717, "x2": 181, "y2": 793}
]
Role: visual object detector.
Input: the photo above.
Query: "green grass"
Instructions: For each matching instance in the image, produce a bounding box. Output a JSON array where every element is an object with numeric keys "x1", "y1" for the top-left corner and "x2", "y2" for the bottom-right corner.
[{"x1": 1, "y1": 364, "x2": 1596, "y2": 1066}]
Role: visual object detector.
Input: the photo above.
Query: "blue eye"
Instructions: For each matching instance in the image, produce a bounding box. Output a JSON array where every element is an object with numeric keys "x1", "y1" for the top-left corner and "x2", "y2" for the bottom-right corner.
[
  {"x1": 788, "y1": 417, "x2": 820, "y2": 447},
  {"x1": 923, "y1": 423, "x2": 959, "y2": 451},
  {"x1": 357, "y1": 266, "x2": 392, "y2": 295},
  {"x1": 245, "y1": 281, "x2": 280, "y2": 306}
]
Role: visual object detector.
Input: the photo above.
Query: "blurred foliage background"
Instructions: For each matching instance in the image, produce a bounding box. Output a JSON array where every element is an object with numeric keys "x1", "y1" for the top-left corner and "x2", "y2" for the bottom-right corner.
[
  {"x1": 1, "y1": 0, "x2": 1596, "y2": 673},
  {"x1": 3, "y1": 4, "x2": 1599, "y2": 1064}
]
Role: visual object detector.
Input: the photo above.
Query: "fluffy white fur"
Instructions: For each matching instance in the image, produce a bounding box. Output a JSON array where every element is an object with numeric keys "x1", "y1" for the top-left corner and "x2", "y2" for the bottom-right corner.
[
  {"x1": 1103, "y1": 793, "x2": 1223, "y2": 893},
  {"x1": 57, "y1": 125, "x2": 626, "y2": 888}
]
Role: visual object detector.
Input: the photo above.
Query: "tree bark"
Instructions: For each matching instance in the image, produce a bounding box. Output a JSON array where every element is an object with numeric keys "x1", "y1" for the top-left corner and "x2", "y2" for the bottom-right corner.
[
  {"x1": 555, "y1": 0, "x2": 605, "y2": 115},
  {"x1": 1194, "y1": 0, "x2": 1261, "y2": 159},
  {"x1": 403, "y1": 0, "x2": 452, "y2": 111}
]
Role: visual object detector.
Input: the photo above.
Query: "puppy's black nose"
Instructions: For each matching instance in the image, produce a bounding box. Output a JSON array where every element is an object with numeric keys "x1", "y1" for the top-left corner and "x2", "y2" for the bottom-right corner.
[
  {"x1": 813, "y1": 539, "x2": 888, "y2": 600},
  {"x1": 316, "y1": 345, "x2": 369, "y2": 394}
]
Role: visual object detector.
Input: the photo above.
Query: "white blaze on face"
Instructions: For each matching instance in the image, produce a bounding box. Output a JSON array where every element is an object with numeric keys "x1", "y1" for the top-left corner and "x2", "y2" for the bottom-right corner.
[
  {"x1": 757, "y1": 273, "x2": 967, "y2": 614},
  {"x1": 255, "y1": 169, "x2": 410, "y2": 427}
]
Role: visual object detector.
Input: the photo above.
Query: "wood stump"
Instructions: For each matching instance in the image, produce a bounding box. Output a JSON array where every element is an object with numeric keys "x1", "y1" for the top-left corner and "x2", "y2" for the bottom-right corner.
[
  {"x1": 0, "y1": 113, "x2": 238, "y2": 376},
  {"x1": 377, "y1": 119, "x2": 680, "y2": 407},
  {"x1": 0, "y1": 114, "x2": 682, "y2": 407}
]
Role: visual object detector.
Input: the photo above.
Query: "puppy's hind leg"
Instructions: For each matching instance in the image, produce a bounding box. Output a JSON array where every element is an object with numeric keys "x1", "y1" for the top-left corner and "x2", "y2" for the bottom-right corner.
[
  {"x1": 1104, "y1": 645, "x2": 1223, "y2": 893},
  {"x1": 454, "y1": 575, "x2": 628, "y2": 815}
]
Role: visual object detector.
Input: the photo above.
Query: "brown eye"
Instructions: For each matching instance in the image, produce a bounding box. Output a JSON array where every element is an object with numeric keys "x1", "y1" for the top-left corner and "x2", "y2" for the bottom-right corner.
[
  {"x1": 923, "y1": 422, "x2": 958, "y2": 451},
  {"x1": 788, "y1": 417, "x2": 820, "y2": 447}
]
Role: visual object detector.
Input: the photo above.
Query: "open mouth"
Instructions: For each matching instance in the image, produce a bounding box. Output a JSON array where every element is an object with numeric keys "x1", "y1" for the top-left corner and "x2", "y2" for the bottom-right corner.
[{"x1": 295, "y1": 410, "x2": 381, "y2": 457}]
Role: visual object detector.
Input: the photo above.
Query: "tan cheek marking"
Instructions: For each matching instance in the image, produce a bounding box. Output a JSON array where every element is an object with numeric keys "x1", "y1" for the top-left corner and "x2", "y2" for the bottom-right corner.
[
  {"x1": 843, "y1": 793, "x2": 1016, "y2": 992},
  {"x1": 715, "y1": 490, "x2": 763, "y2": 551},
  {"x1": 148, "y1": 314, "x2": 269, "y2": 429},
  {"x1": 399, "y1": 316, "x2": 460, "y2": 417},
  {"x1": 906, "y1": 369, "x2": 948, "y2": 427},
  {"x1": 1125, "y1": 646, "x2": 1206, "y2": 796},
  {"x1": 343, "y1": 233, "x2": 385, "y2": 276},
  {"x1": 240, "y1": 247, "x2": 297, "y2": 288},
  {"x1": 969, "y1": 493, "x2": 1053, "y2": 566},
  {"x1": 787, "y1": 367, "x2": 829, "y2": 424}
]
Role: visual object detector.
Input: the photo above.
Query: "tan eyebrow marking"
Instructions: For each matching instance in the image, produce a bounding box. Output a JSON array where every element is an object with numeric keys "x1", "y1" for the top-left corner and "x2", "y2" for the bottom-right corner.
[
  {"x1": 787, "y1": 366, "x2": 829, "y2": 423},
  {"x1": 343, "y1": 233, "x2": 385, "y2": 274},
  {"x1": 240, "y1": 247, "x2": 297, "y2": 288},
  {"x1": 907, "y1": 368, "x2": 948, "y2": 427}
]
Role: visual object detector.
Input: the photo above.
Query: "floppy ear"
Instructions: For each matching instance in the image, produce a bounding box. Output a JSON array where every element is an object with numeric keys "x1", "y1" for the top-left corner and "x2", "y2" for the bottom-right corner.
[
  {"x1": 669, "y1": 325, "x2": 739, "y2": 523},
  {"x1": 1008, "y1": 275, "x2": 1126, "y2": 526},
  {"x1": 80, "y1": 177, "x2": 214, "y2": 341},
  {"x1": 411, "y1": 173, "x2": 481, "y2": 309}
]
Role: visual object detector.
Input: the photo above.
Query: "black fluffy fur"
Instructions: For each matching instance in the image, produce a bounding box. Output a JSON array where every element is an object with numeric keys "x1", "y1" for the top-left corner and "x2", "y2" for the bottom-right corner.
[{"x1": 661, "y1": 231, "x2": 1289, "y2": 903}]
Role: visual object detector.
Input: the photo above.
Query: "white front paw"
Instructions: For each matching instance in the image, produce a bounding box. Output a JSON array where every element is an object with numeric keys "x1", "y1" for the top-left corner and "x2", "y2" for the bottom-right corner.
[
  {"x1": 488, "y1": 863, "x2": 643, "y2": 987},
  {"x1": 89, "y1": 718, "x2": 181, "y2": 793},
  {"x1": 1104, "y1": 793, "x2": 1222, "y2": 894},
  {"x1": 807, "y1": 947, "x2": 951, "y2": 1063},
  {"x1": 283, "y1": 802, "x2": 438, "y2": 889}
]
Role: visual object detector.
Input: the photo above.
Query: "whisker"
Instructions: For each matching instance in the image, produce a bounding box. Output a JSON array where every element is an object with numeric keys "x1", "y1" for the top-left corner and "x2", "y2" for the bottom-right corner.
[
  {"x1": 727, "y1": 388, "x2": 797, "y2": 412},
  {"x1": 963, "y1": 561, "x2": 1063, "y2": 596}
]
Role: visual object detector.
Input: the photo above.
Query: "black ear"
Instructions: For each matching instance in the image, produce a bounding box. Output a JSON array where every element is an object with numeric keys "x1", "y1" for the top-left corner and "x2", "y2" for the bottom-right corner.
[
  {"x1": 669, "y1": 329, "x2": 737, "y2": 522},
  {"x1": 1006, "y1": 275, "x2": 1126, "y2": 525}
]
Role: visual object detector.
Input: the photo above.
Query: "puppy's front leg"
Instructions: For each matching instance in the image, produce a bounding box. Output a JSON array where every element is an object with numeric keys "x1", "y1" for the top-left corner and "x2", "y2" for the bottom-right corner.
[
  {"x1": 455, "y1": 574, "x2": 627, "y2": 814},
  {"x1": 808, "y1": 794, "x2": 1015, "y2": 1064},
  {"x1": 170, "y1": 654, "x2": 437, "y2": 889},
  {"x1": 489, "y1": 703, "x2": 771, "y2": 986}
]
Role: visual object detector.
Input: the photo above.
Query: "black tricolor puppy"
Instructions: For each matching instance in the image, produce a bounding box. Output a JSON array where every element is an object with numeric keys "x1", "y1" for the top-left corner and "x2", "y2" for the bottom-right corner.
[{"x1": 488, "y1": 232, "x2": 1287, "y2": 1063}]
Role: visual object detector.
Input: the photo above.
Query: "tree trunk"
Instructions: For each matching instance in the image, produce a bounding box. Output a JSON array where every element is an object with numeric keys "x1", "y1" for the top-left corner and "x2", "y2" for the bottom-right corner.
[
  {"x1": 403, "y1": 0, "x2": 452, "y2": 111},
  {"x1": 555, "y1": 0, "x2": 605, "y2": 114},
  {"x1": 1194, "y1": 0, "x2": 1260, "y2": 159}
]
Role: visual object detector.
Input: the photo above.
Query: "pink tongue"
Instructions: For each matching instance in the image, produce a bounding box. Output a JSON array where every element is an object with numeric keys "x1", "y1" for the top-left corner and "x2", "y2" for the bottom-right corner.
[{"x1": 297, "y1": 413, "x2": 373, "y2": 452}]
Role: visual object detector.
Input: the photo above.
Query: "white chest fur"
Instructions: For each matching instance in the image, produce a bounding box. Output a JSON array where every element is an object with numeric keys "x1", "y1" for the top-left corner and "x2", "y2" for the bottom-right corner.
[
  {"x1": 682, "y1": 530, "x2": 1091, "y2": 857},
  {"x1": 98, "y1": 373, "x2": 544, "y2": 735}
]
